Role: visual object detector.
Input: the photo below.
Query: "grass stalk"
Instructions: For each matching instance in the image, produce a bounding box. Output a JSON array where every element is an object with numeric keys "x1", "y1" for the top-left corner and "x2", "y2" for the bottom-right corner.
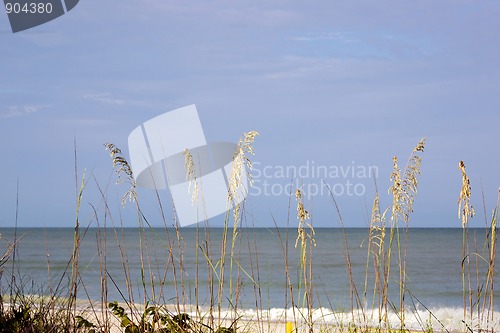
[
  {"x1": 294, "y1": 188, "x2": 316, "y2": 333},
  {"x1": 458, "y1": 160, "x2": 475, "y2": 329}
]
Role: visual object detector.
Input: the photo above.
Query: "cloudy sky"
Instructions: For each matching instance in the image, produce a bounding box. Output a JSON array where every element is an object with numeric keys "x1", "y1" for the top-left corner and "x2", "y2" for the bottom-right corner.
[{"x1": 1, "y1": 1, "x2": 499, "y2": 228}]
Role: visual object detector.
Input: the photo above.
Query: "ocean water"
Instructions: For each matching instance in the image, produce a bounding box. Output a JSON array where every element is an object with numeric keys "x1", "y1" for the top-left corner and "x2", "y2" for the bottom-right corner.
[{"x1": 0, "y1": 227, "x2": 498, "y2": 330}]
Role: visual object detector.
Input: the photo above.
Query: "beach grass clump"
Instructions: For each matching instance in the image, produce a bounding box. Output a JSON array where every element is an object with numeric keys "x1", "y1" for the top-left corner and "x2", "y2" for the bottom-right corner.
[
  {"x1": 103, "y1": 133, "x2": 259, "y2": 332},
  {"x1": 0, "y1": 286, "x2": 90, "y2": 333},
  {"x1": 457, "y1": 161, "x2": 499, "y2": 333},
  {"x1": 339, "y1": 138, "x2": 426, "y2": 332},
  {"x1": 387, "y1": 138, "x2": 425, "y2": 327}
]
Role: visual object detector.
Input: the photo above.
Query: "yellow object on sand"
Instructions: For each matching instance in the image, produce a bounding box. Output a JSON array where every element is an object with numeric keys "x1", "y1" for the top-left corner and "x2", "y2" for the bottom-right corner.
[{"x1": 285, "y1": 322, "x2": 294, "y2": 333}]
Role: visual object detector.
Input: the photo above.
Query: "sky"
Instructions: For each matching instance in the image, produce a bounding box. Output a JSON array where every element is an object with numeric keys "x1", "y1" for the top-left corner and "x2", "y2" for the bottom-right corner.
[{"x1": 0, "y1": 1, "x2": 499, "y2": 228}]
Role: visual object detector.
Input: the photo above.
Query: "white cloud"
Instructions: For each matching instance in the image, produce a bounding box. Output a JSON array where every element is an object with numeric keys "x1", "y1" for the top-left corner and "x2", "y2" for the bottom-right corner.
[
  {"x1": 0, "y1": 105, "x2": 48, "y2": 118},
  {"x1": 82, "y1": 91, "x2": 170, "y2": 111},
  {"x1": 83, "y1": 93, "x2": 126, "y2": 106},
  {"x1": 263, "y1": 55, "x2": 393, "y2": 81},
  {"x1": 289, "y1": 32, "x2": 355, "y2": 43}
]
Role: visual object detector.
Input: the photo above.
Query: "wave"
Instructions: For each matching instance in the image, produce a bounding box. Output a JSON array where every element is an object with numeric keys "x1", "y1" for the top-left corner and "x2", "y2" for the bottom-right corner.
[{"x1": 185, "y1": 306, "x2": 500, "y2": 332}]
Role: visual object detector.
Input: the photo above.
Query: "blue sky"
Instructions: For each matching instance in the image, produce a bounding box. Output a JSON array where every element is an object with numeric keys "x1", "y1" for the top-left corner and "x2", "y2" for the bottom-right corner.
[{"x1": 0, "y1": 1, "x2": 499, "y2": 228}]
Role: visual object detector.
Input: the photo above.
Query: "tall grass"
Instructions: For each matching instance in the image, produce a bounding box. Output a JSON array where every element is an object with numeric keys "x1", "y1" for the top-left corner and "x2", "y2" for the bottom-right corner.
[
  {"x1": 1, "y1": 136, "x2": 498, "y2": 333},
  {"x1": 365, "y1": 191, "x2": 386, "y2": 325},
  {"x1": 458, "y1": 160, "x2": 475, "y2": 328},
  {"x1": 326, "y1": 138, "x2": 426, "y2": 332},
  {"x1": 294, "y1": 188, "x2": 316, "y2": 333},
  {"x1": 457, "y1": 161, "x2": 498, "y2": 333},
  {"x1": 387, "y1": 138, "x2": 425, "y2": 329}
]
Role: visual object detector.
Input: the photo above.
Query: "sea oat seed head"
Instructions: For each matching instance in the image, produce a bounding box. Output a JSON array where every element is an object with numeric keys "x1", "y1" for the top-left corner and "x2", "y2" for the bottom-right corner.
[{"x1": 458, "y1": 160, "x2": 475, "y2": 227}]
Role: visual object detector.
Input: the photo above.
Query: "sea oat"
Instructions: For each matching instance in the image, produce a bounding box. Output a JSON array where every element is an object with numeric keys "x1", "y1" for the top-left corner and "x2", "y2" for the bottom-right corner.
[
  {"x1": 366, "y1": 192, "x2": 387, "y2": 318},
  {"x1": 294, "y1": 188, "x2": 317, "y2": 332},
  {"x1": 104, "y1": 143, "x2": 136, "y2": 205},
  {"x1": 385, "y1": 138, "x2": 425, "y2": 327},
  {"x1": 402, "y1": 138, "x2": 425, "y2": 212},
  {"x1": 294, "y1": 189, "x2": 315, "y2": 252},
  {"x1": 389, "y1": 156, "x2": 403, "y2": 222},
  {"x1": 228, "y1": 131, "x2": 259, "y2": 203},
  {"x1": 183, "y1": 148, "x2": 199, "y2": 205},
  {"x1": 388, "y1": 138, "x2": 425, "y2": 223},
  {"x1": 458, "y1": 160, "x2": 475, "y2": 227},
  {"x1": 369, "y1": 194, "x2": 386, "y2": 255}
]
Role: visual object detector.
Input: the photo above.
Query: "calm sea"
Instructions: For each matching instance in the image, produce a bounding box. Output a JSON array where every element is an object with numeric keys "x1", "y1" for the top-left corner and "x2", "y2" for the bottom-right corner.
[{"x1": 0, "y1": 227, "x2": 497, "y2": 314}]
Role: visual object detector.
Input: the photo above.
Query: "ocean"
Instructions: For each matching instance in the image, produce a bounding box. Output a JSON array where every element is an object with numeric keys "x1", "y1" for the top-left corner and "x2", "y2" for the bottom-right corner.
[{"x1": 0, "y1": 227, "x2": 498, "y2": 331}]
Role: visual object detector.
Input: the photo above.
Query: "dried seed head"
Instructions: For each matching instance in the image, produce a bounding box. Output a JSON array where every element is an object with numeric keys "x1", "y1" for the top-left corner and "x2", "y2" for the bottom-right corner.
[
  {"x1": 183, "y1": 148, "x2": 199, "y2": 205},
  {"x1": 228, "y1": 131, "x2": 259, "y2": 203},
  {"x1": 104, "y1": 143, "x2": 136, "y2": 205},
  {"x1": 294, "y1": 189, "x2": 315, "y2": 255},
  {"x1": 458, "y1": 160, "x2": 475, "y2": 227},
  {"x1": 388, "y1": 138, "x2": 426, "y2": 225}
]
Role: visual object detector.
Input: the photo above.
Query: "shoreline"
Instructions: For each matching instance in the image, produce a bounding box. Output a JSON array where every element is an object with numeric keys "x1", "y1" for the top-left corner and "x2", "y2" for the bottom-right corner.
[{"x1": 64, "y1": 299, "x2": 496, "y2": 333}]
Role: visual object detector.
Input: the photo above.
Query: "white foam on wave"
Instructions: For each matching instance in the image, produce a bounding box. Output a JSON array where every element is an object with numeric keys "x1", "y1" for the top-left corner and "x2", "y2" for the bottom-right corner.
[{"x1": 196, "y1": 306, "x2": 500, "y2": 332}]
